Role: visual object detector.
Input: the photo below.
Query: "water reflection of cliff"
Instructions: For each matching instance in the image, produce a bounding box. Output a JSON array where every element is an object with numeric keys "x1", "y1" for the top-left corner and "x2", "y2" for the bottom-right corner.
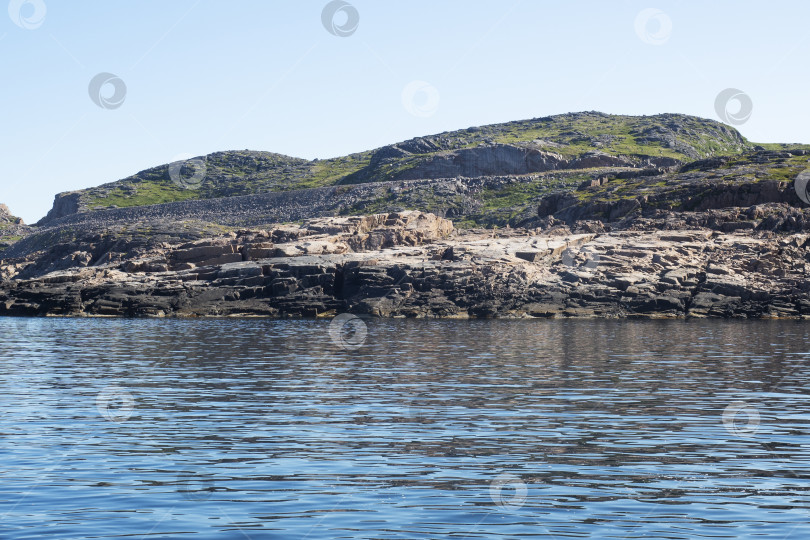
[{"x1": 18, "y1": 318, "x2": 806, "y2": 394}]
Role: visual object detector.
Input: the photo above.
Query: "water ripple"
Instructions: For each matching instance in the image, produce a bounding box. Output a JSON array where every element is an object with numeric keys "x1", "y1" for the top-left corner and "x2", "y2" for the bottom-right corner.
[{"x1": 0, "y1": 318, "x2": 808, "y2": 538}]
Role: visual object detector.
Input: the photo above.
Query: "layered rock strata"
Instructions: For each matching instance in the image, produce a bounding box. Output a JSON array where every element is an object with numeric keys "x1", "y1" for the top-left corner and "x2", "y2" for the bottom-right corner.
[{"x1": 1, "y1": 211, "x2": 808, "y2": 319}]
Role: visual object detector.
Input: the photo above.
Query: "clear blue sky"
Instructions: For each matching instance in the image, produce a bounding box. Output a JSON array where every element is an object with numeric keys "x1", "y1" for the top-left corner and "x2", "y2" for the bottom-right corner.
[{"x1": 2, "y1": 0, "x2": 808, "y2": 222}]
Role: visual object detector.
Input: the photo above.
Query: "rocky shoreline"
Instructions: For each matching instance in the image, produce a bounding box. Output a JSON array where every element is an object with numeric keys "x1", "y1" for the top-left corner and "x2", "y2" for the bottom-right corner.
[
  {"x1": 2, "y1": 210, "x2": 808, "y2": 319},
  {"x1": 4, "y1": 113, "x2": 810, "y2": 319}
]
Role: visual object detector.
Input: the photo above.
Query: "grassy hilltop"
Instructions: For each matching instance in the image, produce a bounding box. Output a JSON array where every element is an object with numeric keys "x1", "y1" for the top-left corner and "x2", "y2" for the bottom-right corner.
[{"x1": 45, "y1": 112, "x2": 767, "y2": 217}]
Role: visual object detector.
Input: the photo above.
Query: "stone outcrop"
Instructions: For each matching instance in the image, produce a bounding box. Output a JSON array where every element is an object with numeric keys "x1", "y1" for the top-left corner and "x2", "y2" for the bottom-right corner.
[
  {"x1": 348, "y1": 144, "x2": 639, "y2": 183},
  {"x1": 0, "y1": 204, "x2": 29, "y2": 252},
  {"x1": 0, "y1": 204, "x2": 20, "y2": 224},
  {"x1": 38, "y1": 192, "x2": 81, "y2": 224},
  {"x1": 1, "y1": 210, "x2": 809, "y2": 319}
]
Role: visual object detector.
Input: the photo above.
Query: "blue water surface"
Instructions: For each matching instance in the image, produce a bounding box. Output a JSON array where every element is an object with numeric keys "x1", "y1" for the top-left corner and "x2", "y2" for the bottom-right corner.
[{"x1": 0, "y1": 318, "x2": 808, "y2": 539}]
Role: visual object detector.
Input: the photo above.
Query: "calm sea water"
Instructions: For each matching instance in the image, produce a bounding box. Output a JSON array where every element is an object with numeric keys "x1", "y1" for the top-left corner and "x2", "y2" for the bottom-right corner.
[{"x1": 0, "y1": 318, "x2": 808, "y2": 539}]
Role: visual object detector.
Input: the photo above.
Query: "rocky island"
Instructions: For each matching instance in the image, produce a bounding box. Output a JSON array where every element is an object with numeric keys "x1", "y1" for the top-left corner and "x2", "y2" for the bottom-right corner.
[{"x1": 2, "y1": 112, "x2": 809, "y2": 318}]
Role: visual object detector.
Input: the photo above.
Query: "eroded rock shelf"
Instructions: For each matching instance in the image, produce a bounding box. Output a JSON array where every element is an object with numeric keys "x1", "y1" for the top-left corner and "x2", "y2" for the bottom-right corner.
[{"x1": 2, "y1": 211, "x2": 808, "y2": 319}]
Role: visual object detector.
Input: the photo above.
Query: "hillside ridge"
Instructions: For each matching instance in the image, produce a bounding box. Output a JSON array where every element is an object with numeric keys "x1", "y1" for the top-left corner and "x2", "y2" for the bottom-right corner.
[{"x1": 38, "y1": 111, "x2": 755, "y2": 224}]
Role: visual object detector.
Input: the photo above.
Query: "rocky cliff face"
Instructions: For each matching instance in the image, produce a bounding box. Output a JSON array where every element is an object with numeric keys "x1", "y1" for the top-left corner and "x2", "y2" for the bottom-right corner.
[
  {"x1": 2, "y1": 210, "x2": 810, "y2": 319},
  {"x1": 368, "y1": 145, "x2": 658, "y2": 182},
  {"x1": 38, "y1": 192, "x2": 82, "y2": 224}
]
